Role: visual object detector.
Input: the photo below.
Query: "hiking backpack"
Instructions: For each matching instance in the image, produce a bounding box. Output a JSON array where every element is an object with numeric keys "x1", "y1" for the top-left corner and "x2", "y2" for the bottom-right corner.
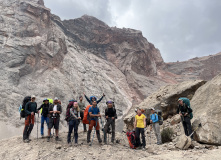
[
  {"x1": 126, "y1": 130, "x2": 137, "y2": 149},
  {"x1": 65, "y1": 101, "x2": 76, "y2": 122},
  {"x1": 178, "y1": 97, "x2": 193, "y2": 119},
  {"x1": 155, "y1": 109, "x2": 163, "y2": 125},
  {"x1": 82, "y1": 105, "x2": 92, "y2": 124},
  {"x1": 19, "y1": 96, "x2": 31, "y2": 119}
]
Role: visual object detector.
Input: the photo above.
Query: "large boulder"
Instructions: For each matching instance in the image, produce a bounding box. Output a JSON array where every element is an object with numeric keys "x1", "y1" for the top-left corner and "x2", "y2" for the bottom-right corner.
[
  {"x1": 124, "y1": 80, "x2": 206, "y2": 130},
  {"x1": 191, "y1": 74, "x2": 221, "y2": 145}
]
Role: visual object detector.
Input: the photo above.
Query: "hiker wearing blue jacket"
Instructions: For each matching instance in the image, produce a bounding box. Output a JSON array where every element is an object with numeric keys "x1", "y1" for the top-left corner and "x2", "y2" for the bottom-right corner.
[
  {"x1": 84, "y1": 93, "x2": 105, "y2": 105},
  {"x1": 150, "y1": 108, "x2": 162, "y2": 145}
]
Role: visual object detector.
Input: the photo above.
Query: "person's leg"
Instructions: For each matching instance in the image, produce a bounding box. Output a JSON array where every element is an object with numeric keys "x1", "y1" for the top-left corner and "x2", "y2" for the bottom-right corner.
[
  {"x1": 135, "y1": 127, "x2": 141, "y2": 147},
  {"x1": 111, "y1": 120, "x2": 115, "y2": 143},
  {"x1": 74, "y1": 119, "x2": 79, "y2": 144},
  {"x1": 23, "y1": 115, "x2": 30, "y2": 141},
  {"x1": 96, "y1": 121, "x2": 102, "y2": 143},
  {"x1": 141, "y1": 128, "x2": 146, "y2": 148},
  {"x1": 182, "y1": 120, "x2": 188, "y2": 136},
  {"x1": 41, "y1": 116, "x2": 44, "y2": 136},
  {"x1": 55, "y1": 118, "x2": 60, "y2": 139},
  {"x1": 47, "y1": 118, "x2": 52, "y2": 142},
  {"x1": 155, "y1": 123, "x2": 162, "y2": 144},
  {"x1": 67, "y1": 120, "x2": 74, "y2": 144},
  {"x1": 185, "y1": 117, "x2": 193, "y2": 137},
  {"x1": 87, "y1": 120, "x2": 94, "y2": 143},
  {"x1": 104, "y1": 120, "x2": 111, "y2": 143},
  {"x1": 27, "y1": 115, "x2": 35, "y2": 140}
]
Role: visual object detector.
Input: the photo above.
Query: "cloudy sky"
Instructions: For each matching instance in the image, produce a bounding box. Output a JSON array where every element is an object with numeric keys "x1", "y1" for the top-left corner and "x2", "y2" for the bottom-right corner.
[{"x1": 44, "y1": 0, "x2": 221, "y2": 62}]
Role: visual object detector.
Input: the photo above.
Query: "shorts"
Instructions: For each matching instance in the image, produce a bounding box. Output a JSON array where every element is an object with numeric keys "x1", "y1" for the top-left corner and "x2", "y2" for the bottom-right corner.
[{"x1": 48, "y1": 117, "x2": 60, "y2": 130}]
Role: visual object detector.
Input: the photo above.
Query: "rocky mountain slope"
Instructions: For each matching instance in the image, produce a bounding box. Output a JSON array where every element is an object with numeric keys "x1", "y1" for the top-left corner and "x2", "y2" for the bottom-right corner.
[{"x1": 0, "y1": 0, "x2": 221, "y2": 140}]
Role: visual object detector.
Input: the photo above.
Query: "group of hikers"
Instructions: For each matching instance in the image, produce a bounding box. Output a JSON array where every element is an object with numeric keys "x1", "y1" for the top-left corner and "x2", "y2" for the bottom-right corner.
[
  {"x1": 21, "y1": 93, "x2": 193, "y2": 149},
  {"x1": 21, "y1": 93, "x2": 117, "y2": 146}
]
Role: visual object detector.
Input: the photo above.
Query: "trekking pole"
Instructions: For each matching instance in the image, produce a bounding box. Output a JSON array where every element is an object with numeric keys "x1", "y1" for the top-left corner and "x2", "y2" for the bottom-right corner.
[
  {"x1": 189, "y1": 123, "x2": 202, "y2": 138},
  {"x1": 37, "y1": 113, "x2": 39, "y2": 140},
  {"x1": 89, "y1": 120, "x2": 97, "y2": 146},
  {"x1": 150, "y1": 124, "x2": 152, "y2": 145}
]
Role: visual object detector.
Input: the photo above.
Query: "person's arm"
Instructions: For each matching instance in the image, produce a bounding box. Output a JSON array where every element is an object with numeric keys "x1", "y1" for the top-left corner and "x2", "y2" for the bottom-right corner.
[
  {"x1": 114, "y1": 108, "x2": 117, "y2": 119},
  {"x1": 143, "y1": 116, "x2": 146, "y2": 128},
  {"x1": 97, "y1": 95, "x2": 104, "y2": 104},
  {"x1": 37, "y1": 104, "x2": 43, "y2": 111},
  {"x1": 105, "y1": 109, "x2": 108, "y2": 119},
  {"x1": 56, "y1": 105, "x2": 62, "y2": 114},
  {"x1": 84, "y1": 95, "x2": 91, "y2": 104},
  {"x1": 35, "y1": 103, "x2": 38, "y2": 113},
  {"x1": 152, "y1": 114, "x2": 159, "y2": 123},
  {"x1": 49, "y1": 105, "x2": 54, "y2": 114},
  {"x1": 25, "y1": 102, "x2": 31, "y2": 115},
  {"x1": 134, "y1": 116, "x2": 137, "y2": 129},
  {"x1": 186, "y1": 106, "x2": 192, "y2": 114}
]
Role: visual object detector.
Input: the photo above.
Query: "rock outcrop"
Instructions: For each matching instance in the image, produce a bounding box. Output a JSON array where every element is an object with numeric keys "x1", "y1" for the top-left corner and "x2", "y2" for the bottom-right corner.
[
  {"x1": 191, "y1": 74, "x2": 221, "y2": 145},
  {"x1": 164, "y1": 52, "x2": 221, "y2": 82},
  {"x1": 124, "y1": 80, "x2": 206, "y2": 130}
]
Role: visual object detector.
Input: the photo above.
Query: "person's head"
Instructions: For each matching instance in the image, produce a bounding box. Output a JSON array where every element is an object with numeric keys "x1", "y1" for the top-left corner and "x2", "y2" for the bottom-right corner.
[
  {"x1": 151, "y1": 108, "x2": 155, "y2": 114},
  {"x1": 137, "y1": 108, "x2": 141, "y2": 115},
  {"x1": 73, "y1": 102, "x2": 78, "y2": 108},
  {"x1": 106, "y1": 101, "x2": 113, "y2": 108},
  {"x1": 92, "y1": 100, "x2": 97, "y2": 107},
  {"x1": 54, "y1": 97, "x2": 59, "y2": 104},
  {"x1": 31, "y1": 95, "x2": 36, "y2": 102},
  {"x1": 43, "y1": 98, "x2": 49, "y2": 104},
  {"x1": 79, "y1": 96, "x2": 83, "y2": 101},
  {"x1": 178, "y1": 99, "x2": 183, "y2": 106}
]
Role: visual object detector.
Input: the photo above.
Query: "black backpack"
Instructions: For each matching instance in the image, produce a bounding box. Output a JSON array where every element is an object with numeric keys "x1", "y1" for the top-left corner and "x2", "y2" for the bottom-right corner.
[
  {"x1": 155, "y1": 109, "x2": 163, "y2": 125},
  {"x1": 19, "y1": 96, "x2": 31, "y2": 119}
]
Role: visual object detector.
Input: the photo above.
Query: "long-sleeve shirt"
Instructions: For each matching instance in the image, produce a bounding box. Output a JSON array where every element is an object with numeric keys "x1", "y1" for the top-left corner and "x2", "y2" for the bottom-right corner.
[
  {"x1": 85, "y1": 95, "x2": 104, "y2": 105},
  {"x1": 105, "y1": 107, "x2": 116, "y2": 118},
  {"x1": 150, "y1": 113, "x2": 159, "y2": 123},
  {"x1": 25, "y1": 102, "x2": 38, "y2": 115},
  {"x1": 70, "y1": 108, "x2": 80, "y2": 120}
]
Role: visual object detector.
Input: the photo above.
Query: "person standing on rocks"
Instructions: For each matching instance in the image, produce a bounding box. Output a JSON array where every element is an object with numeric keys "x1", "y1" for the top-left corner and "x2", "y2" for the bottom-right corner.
[
  {"x1": 23, "y1": 95, "x2": 39, "y2": 143},
  {"x1": 87, "y1": 100, "x2": 102, "y2": 144},
  {"x1": 104, "y1": 101, "x2": 117, "y2": 144},
  {"x1": 177, "y1": 98, "x2": 193, "y2": 138},
  {"x1": 67, "y1": 102, "x2": 81, "y2": 146},
  {"x1": 134, "y1": 108, "x2": 146, "y2": 150},
  {"x1": 78, "y1": 96, "x2": 87, "y2": 132},
  {"x1": 47, "y1": 97, "x2": 62, "y2": 142},
  {"x1": 150, "y1": 108, "x2": 162, "y2": 145},
  {"x1": 84, "y1": 93, "x2": 105, "y2": 105},
  {"x1": 37, "y1": 98, "x2": 50, "y2": 137}
]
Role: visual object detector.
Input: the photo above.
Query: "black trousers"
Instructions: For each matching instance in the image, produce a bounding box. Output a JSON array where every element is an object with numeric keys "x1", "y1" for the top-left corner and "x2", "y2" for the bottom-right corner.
[
  {"x1": 182, "y1": 116, "x2": 193, "y2": 137},
  {"x1": 104, "y1": 119, "x2": 115, "y2": 142},
  {"x1": 135, "y1": 128, "x2": 146, "y2": 147}
]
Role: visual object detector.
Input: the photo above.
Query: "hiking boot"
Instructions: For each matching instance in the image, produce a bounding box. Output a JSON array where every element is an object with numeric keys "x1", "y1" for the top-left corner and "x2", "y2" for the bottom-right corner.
[
  {"x1": 47, "y1": 137, "x2": 50, "y2": 142},
  {"x1": 84, "y1": 129, "x2": 87, "y2": 132},
  {"x1": 157, "y1": 142, "x2": 162, "y2": 145},
  {"x1": 23, "y1": 139, "x2": 29, "y2": 143},
  {"x1": 142, "y1": 147, "x2": 146, "y2": 151},
  {"x1": 55, "y1": 136, "x2": 61, "y2": 141},
  {"x1": 68, "y1": 143, "x2": 72, "y2": 147}
]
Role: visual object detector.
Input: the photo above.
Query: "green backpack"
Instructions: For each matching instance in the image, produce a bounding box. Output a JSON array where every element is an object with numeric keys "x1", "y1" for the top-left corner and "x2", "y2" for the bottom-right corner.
[{"x1": 179, "y1": 97, "x2": 193, "y2": 119}]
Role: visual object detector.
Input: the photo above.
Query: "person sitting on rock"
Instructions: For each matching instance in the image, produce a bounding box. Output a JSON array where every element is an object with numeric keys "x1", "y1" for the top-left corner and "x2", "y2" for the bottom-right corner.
[
  {"x1": 177, "y1": 98, "x2": 193, "y2": 138},
  {"x1": 47, "y1": 97, "x2": 62, "y2": 142},
  {"x1": 134, "y1": 108, "x2": 146, "y2": 150},
  {"x1": 84, "y1": 93, "x2": 105, "y2": 105},
  {"x1": 67, "y1": 102, "x2": 81, "y2": 146},
  {"x1": 78, "y1": 96, "x2": 87, "y2": 132},
  {"x1": 104, "y1": 101, "x2": 117, "y2": 144},
  {"x1": 37, "y1": 98, "x2": 50, "y2": 137},
  {"x1": 150, "y1": 108, "x2": 162, "y2": 145},
  {"x1": 87, "y1": 100, "x2": 102, "y2": 144}
]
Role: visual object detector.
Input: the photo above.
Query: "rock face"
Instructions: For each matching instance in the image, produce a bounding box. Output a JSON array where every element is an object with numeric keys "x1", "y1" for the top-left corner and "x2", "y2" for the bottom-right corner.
[
  {"x1": 191, "y1": 74, "x2": 221, "y2": 145},
  {"x1": 124, "y1": 80, "x2": 206, "y2": 130},
  {"x1": 0, "y1": 0, "x2": 174, "y2": 139},
  {"x1": 164, "y1": 52, "x2": 221, "y2": 82}
]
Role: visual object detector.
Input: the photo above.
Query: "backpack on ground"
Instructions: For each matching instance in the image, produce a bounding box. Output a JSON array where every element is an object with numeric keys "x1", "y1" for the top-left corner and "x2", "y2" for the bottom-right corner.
[
  {"x1": 19, "y1": 96, "x2": 31, "y2": 119},
  {"x1": 155, "y1": 109, "x2": 163, "y2": 125},
  {"x1": 82, "y1": 105, "x2": 92, "y2": 124},
  {"x1": 126, "y1": 130, "x2": 137, "y2": 149},
  {"x1": 179, "y1": 97, "x2": 193, "y2": 119},
  {"x1": 65, "y1": 101, "x2": 76, "y2": 122}
]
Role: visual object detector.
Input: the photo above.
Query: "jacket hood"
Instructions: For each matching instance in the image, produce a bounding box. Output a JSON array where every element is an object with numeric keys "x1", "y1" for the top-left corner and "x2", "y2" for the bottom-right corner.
[{"x1": 90, "y1": 96, "x2": 97, "y2": 101}]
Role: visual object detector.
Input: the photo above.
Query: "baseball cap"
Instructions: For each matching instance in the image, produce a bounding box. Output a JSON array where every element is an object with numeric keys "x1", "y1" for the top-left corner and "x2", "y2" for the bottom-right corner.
[
  {"x1": 151, "y1": 108, "x2": 155, "y2": 110},
  {"x1": 54, "y1": 97, "x2": 58, "y2": 100},
  {"x1": 31, "y1": 95, "x2": 36, "y2": 98}
]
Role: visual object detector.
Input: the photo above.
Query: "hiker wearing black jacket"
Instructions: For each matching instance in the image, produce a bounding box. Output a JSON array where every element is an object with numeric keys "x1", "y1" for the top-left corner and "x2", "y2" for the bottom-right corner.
[
  {"x1": 23, "y1": 95, "x2": 39, "y2": 143},
  {"x1": 104, "y1": 101, "x2": 117, "y2": 144},
  {"x1": 177, "y1": 98, "x2": 193, "y2": 138},
  {"x1": 47, "y1": 97, "x2": 62, "y2": 142},
  {"x1": 84, "y1": 93, "x2": 105, "y2": 105},
  {"x1": 37, "y1": 98, "x2": 50, "y2": 137}
]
